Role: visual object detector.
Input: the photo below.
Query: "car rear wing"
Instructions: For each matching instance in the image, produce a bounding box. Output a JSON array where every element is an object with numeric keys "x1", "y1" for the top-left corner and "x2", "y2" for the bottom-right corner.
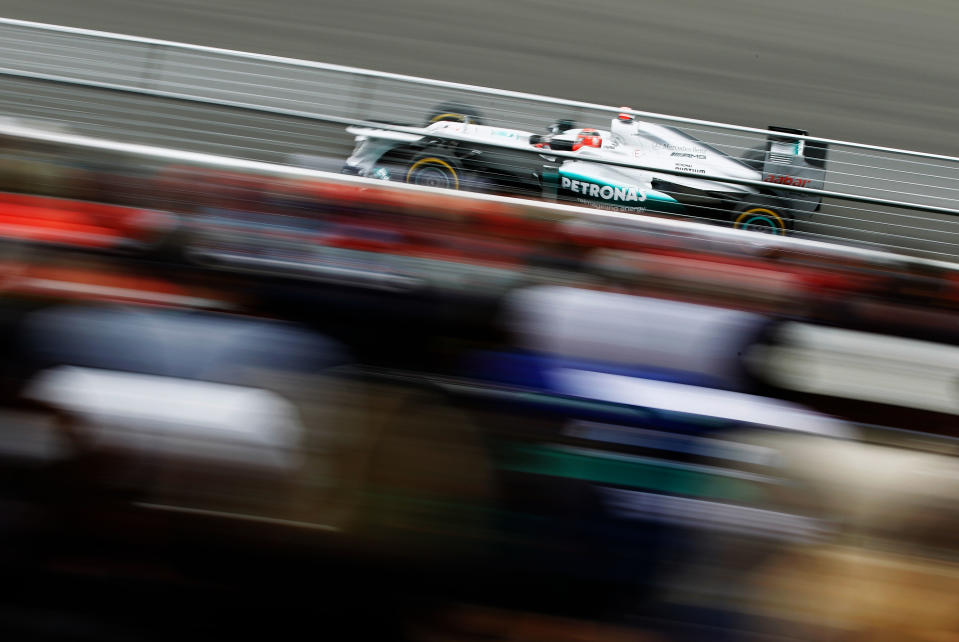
[{"x1": 760, "y1": 126, "x2": 829, "y2": 215}]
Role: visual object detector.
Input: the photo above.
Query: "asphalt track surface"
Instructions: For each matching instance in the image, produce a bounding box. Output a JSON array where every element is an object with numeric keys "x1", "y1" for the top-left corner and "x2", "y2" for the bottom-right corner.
[{"x1": 0, "y1": 0, "x2": 958, "y2": 259}]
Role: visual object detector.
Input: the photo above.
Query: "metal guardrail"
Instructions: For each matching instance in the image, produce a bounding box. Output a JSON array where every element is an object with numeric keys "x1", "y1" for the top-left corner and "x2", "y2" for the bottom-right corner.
[
  {"x1": 0, "y1": 16, "x2": 955, "y2": 163},
  {"x1": 2, "y1": 17, "x2": 959, "y2": 262},
  {"x1": 1, "y1": 117, "x2": 957, "y2": 276}
]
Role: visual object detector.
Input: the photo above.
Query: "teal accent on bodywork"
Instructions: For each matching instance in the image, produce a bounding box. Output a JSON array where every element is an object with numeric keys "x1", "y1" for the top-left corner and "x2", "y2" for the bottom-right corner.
[
  {"x1": 499, "y1": 443, "x2": 764, "y2": 503},
  {"x1": 738, "y1": 214, "x2": 785, "y2": 236}
]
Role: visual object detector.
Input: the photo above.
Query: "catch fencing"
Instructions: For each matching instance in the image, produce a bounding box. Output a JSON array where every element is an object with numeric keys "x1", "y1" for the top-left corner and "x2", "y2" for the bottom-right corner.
[{"x1": 1, "y1": 17, "x2": 959, "y2": 261}]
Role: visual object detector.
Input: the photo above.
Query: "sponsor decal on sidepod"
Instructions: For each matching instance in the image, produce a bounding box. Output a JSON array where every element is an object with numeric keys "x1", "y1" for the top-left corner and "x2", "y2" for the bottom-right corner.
[{"x1": 561, "y1": 176, "x2": 646, "y2": 202}]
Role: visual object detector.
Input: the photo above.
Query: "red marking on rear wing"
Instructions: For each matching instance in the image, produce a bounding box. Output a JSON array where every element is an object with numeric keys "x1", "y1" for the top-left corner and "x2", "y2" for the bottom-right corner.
[{"x1": 763, "y1": 175, "x2": 811, "y2": 188}]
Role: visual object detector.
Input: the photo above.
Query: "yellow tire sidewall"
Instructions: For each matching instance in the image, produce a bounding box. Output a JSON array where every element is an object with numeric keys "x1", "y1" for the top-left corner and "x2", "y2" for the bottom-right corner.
[
  {"x1": 734, "y1": 207, "x2": 787, "y2": 234},
  {"x1": 406, "y1": 157, "x2": 460, "y2": 190},
  {"x1": 429, "y1": 112, "x2": 469, "y2": 124}
]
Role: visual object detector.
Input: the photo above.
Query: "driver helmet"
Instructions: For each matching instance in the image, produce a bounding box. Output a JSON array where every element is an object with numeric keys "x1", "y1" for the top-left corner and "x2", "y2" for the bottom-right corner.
[{"x1": 573, "y1": 128, "x2": 603, "y2": 151}]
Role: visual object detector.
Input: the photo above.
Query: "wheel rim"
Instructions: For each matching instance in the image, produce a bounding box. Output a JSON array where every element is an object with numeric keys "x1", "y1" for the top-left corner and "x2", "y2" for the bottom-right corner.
[
  {"x1": 411, "y1": 166, "x2": 453, "y2": 189},
  {"x1": 406, "y1": 157, "x2": 460, "y2": 190}
]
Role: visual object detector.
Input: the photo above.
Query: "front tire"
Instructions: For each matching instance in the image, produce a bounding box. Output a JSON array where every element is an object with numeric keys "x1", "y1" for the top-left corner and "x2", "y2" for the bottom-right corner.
[{"x1": 405, "y1": 154, "x2": 462, "y2": 191}]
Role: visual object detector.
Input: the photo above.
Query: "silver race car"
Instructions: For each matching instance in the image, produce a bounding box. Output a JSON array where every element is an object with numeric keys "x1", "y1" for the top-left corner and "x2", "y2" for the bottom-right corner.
[{"x1": 342, "y1": 104, "x2": 828, "y2": 235}]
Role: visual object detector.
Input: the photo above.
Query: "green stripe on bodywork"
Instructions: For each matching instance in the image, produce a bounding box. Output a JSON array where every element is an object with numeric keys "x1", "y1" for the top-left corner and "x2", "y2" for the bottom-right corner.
[{"x1": 499, "y1": 443, "x2": 764, "y2": 502}]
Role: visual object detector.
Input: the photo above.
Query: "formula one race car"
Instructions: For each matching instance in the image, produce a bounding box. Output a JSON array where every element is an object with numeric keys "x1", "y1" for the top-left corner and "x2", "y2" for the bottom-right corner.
[{"x1": 342, "y1": 104, "x2": 828, "y2": 235}]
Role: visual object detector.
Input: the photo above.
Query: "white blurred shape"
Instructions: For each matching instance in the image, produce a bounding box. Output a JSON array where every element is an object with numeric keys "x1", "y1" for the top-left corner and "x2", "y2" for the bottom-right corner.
[
  {"x1": 23, "y1": 366, "x2": 303, "y2": 471},
  {"x1": 553, "y1": 368, "x2": 852, "y2": 439},
  {"x1": 601, "y1": 487, "x2": 827, "y2": 542},
  {"x1": 504, "y1": 286, "x2": 767, "y2": 389},
  {"x1": 753, "y1": 322, "x2": 959, "y2": 415}
]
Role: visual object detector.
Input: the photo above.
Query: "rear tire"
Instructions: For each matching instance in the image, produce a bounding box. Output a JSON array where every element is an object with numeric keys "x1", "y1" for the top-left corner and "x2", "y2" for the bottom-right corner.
[{"x1": 731, "y1": 198, "x2": 792, "y2": 236}]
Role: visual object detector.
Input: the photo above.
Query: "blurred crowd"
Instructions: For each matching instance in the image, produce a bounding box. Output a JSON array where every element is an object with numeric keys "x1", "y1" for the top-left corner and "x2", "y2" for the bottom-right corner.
[{"x1": 0, "y1": 130, "x2": 956, "y2": 641}]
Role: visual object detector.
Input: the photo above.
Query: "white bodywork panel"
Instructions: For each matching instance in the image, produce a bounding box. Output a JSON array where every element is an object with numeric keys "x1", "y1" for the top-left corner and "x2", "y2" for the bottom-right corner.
[{"x1": 344, "y1": 116, "x2": 761, "y2": 194}]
